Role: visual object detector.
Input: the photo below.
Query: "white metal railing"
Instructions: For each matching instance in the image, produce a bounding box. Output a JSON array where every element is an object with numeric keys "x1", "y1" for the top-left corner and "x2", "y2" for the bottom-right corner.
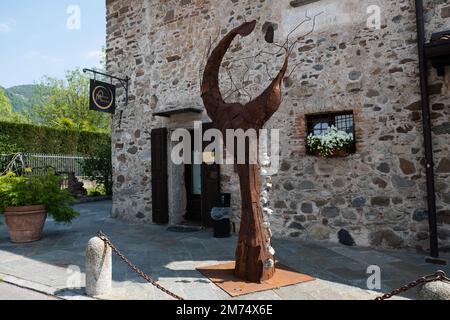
[{"x1": 0, "y1": 153, "x2": 89, "y2": 177}]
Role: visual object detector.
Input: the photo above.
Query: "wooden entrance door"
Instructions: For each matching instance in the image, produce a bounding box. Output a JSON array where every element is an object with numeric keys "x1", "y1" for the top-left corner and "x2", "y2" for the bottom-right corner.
[{"x1": 151, "y1": 128, "x2": 169, "y2": 224}]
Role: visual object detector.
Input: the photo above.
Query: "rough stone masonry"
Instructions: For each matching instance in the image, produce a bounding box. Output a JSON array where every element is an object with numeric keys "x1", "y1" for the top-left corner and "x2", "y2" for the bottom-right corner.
[{"x1": 106, "y1": 0, "x2": 450, "y2": 252}]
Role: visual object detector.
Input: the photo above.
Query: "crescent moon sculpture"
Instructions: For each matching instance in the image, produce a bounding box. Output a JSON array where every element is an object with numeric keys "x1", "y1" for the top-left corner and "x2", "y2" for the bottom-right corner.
[{"x1": 201, "y1": 20, "x2": 289, "y2": 283}]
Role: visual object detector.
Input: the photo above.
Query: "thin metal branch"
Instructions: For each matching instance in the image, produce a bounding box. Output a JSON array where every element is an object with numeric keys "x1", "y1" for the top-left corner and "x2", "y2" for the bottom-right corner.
[
  {"x1": 203, "y1": 11, "x2": 323, "y2": 101},
  {"x1": 199, "y1": 29, "x2": 221, "y2": 87},
  {"x1": 287, "y1": 61, "x2": 303, "y2": 79},
  {"x1": 224, "y1": 67, "x2": 252, "y2": 101},
  {"x1": 288, "y1": 11, "x2": 323, "y2": 55}
]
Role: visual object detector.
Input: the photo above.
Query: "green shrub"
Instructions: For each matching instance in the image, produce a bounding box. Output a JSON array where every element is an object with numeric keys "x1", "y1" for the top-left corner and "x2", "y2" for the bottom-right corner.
[
  {"x1": 0, "y1": 122, "x2": 110, "y2": 155},
  {"x1": 0, "y1": 134, "x2": 19, "y2": 154},
  {"x1": 0, "y1": 135, "x2": 19, "y2": 173},
  {"x1": 87, "y1": 185, "x2": 107, "y2": 197},
  {"x1": 82, "y1": 144, "x2": 112, "y2": 196},
  {"x1": 0, "y1": 171, "x2": 79, "y2": 223}
]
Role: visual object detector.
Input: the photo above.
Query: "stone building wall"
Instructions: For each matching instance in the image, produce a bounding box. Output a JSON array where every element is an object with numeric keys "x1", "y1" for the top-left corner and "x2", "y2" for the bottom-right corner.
[
  {"x1": 106, "y1": 0, "x2": 450, "y2": 251},
  {"x1": 424, "y1": 0, "x2": 450, "y2": 251}
]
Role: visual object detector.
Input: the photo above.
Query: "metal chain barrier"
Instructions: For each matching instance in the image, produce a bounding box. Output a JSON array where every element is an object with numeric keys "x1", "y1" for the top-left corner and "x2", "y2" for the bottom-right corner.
[
  {"x1": 97, "y1": 229, "x2": 449, "y2": 301},
  {"x1": 375, "y1": 270, "x2": 450, "y2": 300},
  {"x1": 96, "y1": 231, "x2": 185, "y2": 301}
]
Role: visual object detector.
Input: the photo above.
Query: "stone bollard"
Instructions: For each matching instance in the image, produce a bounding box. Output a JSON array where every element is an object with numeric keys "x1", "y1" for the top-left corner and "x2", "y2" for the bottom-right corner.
[
  {"x1": 86, "y1": 237, "x2": 112, "y2": 297},
  {"x1": 418, "y1": 282, "x2": 450, "y2": 300}
]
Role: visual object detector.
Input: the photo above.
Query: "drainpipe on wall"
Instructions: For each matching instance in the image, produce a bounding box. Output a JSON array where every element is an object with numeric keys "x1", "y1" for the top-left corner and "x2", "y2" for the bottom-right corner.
[{"x1": 415, "y1": 0, "x2": 446, "y2": 265}]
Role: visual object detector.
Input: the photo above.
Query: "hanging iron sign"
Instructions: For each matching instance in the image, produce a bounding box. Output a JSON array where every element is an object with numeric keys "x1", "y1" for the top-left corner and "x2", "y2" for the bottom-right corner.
[{"x1": 89, "y1": 79, "x2": 116, "y2": 114}]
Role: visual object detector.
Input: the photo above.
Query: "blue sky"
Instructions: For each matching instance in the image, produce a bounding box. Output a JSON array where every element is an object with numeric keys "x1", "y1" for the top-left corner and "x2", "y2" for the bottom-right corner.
[{"x1": 0, "y1": 0, "x2": 106, "y2": 88}]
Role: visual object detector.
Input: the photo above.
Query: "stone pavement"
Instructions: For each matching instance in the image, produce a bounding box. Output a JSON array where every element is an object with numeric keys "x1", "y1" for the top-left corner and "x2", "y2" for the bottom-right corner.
[
  {"x1": 0, "y1": 282, "x2": 58, "y2": 300},
  {"x1": 0, "y1": 201, "x2": 448, "y2": 300}
]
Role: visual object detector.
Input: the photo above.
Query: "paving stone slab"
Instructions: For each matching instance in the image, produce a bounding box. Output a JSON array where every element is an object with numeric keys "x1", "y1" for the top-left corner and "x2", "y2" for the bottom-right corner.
[{"x1": 1, "y1": 201, "x2": 449, "y2": 300}]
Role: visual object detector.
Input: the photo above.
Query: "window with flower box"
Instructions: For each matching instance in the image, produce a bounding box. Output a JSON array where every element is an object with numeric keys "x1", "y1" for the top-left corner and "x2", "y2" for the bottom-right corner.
[{"x1": 305, "y1": 111, "x2": 356, "y2": 156}]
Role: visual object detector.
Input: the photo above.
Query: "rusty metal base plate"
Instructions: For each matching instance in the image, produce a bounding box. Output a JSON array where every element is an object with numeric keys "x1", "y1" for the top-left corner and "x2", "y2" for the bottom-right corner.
[{"x1": 197, "y1": 262, "x2": 315, "y2": 297}]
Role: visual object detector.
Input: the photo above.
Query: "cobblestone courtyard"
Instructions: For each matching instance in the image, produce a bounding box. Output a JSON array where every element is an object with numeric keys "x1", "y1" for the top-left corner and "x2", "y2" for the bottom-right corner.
[{"x1": 0, "y1": 201, "x2": 448, "y2": 300}]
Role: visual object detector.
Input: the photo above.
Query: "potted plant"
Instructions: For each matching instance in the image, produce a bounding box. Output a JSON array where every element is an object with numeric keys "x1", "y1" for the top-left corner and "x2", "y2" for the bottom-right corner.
[
  {"x1": 307, "y1": 126, "x2": 354, "y2": 158},
  {"x1": 0, "y1": 170, "x2": 79, "y2": 243}
]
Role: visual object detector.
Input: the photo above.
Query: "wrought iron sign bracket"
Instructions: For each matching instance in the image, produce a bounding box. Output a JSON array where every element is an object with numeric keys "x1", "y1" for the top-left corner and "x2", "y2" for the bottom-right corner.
[{"x1": 83, "y1": 68, "x2": 130, "y2": 106}]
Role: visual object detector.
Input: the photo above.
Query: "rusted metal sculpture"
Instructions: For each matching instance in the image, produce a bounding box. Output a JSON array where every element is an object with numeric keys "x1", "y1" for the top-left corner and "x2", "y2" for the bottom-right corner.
[{"x1": 201, "y1": 20, "x2": 288, "y2": 283}]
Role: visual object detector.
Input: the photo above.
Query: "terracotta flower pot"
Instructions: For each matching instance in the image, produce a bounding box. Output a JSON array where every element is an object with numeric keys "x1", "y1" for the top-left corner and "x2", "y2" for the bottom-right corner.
[{"x1": 4, "y1": 205, "x2": 47, "y2": 243}]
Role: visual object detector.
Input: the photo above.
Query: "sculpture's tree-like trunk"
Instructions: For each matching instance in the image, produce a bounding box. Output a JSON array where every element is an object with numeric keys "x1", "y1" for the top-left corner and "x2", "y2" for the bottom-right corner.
[
  {"x1": 201, "y1": 21, "x2": 288, "y2": 283},
  {"x1": 235, "y1": 163, "x2": 275, "y2": 282}
]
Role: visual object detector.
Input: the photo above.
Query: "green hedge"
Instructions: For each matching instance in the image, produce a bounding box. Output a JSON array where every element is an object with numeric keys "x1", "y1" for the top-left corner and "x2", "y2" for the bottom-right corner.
[{"x1": 0, "y1": 122, "x2": 110, "y2": 155}]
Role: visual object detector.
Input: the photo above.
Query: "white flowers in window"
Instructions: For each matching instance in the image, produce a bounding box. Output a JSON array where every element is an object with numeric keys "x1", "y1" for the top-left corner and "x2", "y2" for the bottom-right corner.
[{"x1": 307, "y1": 126, "x2": 354, "y2": 158}]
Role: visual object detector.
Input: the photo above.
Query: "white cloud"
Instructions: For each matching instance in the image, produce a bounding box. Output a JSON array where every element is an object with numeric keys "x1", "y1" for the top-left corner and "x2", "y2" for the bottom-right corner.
[
  {"x1": 84, "y1": 50, "x2": 104, "y2": 62},
  {"x1": 0, "y1": 23, "x2": 12, "y2": 33},
  {"x1": 0, "y1": 19, "x2": 16, "y2": 33},
  {"x1": 23, "y1": 51, "x2": 39, "y2": 59},
  {"x1": 23, "y1": 51, "x2": 64, "y2": 64},
  {"x1": 41, "y1": 55, "x2": 65, "y2": 63}
]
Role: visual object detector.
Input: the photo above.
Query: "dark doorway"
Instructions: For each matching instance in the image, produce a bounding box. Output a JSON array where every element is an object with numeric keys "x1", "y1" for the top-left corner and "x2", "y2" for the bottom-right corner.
[
  {"x1": 185, "y1": 156, "x2": 202, "y2": 222},
  {"x1": 151, "y1": 128, "x2": 169, "y2": 224},
  {"x1": 184, "y1": 124, "x2": 221, "y2": 227},
  {"x1": 201, "y1": 161, "x2": 220, "y2": 228}
]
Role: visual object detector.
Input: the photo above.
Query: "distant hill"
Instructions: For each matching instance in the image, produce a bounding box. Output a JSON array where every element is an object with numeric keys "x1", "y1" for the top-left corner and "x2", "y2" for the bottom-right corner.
[{"x1": 3, "y1": 85, "x2": 40, "y2": 112}]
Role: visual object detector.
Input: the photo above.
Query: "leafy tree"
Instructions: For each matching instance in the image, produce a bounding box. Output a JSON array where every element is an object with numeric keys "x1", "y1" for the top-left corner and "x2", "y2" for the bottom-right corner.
[
  {"x1": 0, "y1": 89, "x2": 13, "y2": 120},
  {"x1": 0, "y1": 89, "x2": 26, "y2": 123},
  {"x1": 5, "y1": 85, "x2": 41, "y2": 113},
  {"x1": 31, "y1": 69, "x2": 111, "y2": 133}
]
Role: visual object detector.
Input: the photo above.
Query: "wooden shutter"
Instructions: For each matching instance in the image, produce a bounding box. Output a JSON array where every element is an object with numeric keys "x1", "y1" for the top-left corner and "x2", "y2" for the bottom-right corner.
[{"x1": 151, "y1": 128, "x2": 169, "y2": 224}]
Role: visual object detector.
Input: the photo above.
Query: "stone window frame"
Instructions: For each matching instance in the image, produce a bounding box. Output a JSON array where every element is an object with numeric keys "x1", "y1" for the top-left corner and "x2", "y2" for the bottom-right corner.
[{"x1": 305, "y1": 110, "x2": 357, "y2": 155}]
